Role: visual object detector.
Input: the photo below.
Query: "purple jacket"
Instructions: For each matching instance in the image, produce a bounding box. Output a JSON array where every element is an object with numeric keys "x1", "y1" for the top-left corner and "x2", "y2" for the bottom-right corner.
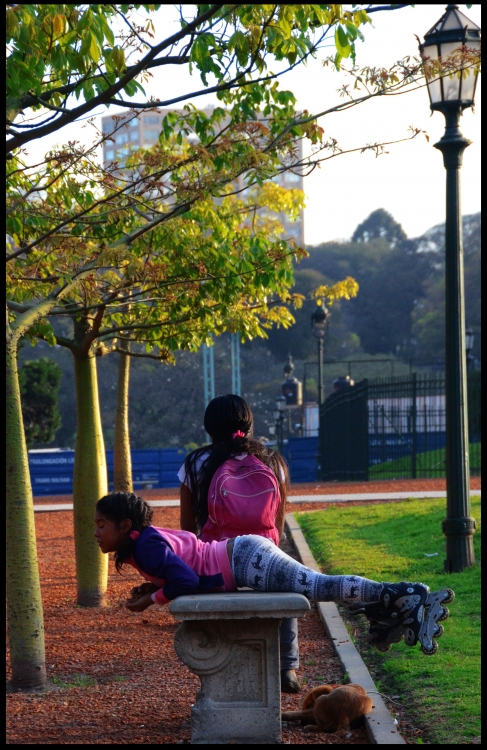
[{"x1": 127, "y1": 526, "x2": 237, "y2": 605}]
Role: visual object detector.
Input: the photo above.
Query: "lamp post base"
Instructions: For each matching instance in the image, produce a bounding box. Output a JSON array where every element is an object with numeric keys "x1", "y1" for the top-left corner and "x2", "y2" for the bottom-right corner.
[{"x1": 442, "y1": 516, "x2": 477, "y2": 573}]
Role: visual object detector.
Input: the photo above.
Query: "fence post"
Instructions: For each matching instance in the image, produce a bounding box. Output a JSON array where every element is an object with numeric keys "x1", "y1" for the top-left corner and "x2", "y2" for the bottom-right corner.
[
  {"x1": 381, "y1": 405, "x2": 386, "y2": 464},
  {"x1": 159, "y1": 448, "x2": 164, "y2": 489},
  {"x1": 364, "y1": 379, "x2": 369, "y2": 481},
  {"x1": 411, "y1": 373, "x2": 417, "y2": 479}
]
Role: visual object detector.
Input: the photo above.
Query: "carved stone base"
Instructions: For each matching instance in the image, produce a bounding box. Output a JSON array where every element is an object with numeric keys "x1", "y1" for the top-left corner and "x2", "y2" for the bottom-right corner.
[
  {"x1": 170, "y1": 592, "x2": 310, "y2": 744},
  {"x1": 176, "y1": 619, "x2": 279, "y2": 743}
]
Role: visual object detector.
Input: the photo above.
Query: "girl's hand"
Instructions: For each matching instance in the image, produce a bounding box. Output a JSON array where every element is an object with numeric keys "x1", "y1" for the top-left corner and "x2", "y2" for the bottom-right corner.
[
  {"x1": 125, "y1": 592, "x2": 155, "y2": 612},
  {"x1": 128, "y1": 582, "x2": 159, "y2": 601}
]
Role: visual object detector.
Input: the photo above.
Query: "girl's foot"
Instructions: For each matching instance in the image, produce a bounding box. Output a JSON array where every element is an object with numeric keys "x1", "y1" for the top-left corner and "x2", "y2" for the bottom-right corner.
[
  {"x1": 281, "y1": 669, "x2": 301, "y2": 693},
  {"x1": 349, "y1": 582, "x2": 454, "y2": 655}
]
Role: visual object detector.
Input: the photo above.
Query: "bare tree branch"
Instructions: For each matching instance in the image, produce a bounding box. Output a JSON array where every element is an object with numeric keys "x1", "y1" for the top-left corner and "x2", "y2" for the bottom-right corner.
[{"x1": 112, "y1": 346, "x2": 169, "y2": 360}]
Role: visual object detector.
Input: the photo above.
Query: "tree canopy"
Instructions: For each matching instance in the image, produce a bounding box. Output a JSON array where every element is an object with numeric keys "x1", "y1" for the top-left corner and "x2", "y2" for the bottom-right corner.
[
  {"x1": 19, "y1": 358, "x2": 62, "y2": 447},
  {"x1": 267, "y1": 210, "x2": 481, "y2": 363},
  {"x1": 351, "y1": 208, "x2": 407, "y2": 247},
  {"x1": 7, "y1": 3, "x2": 413, "y2": 154}
]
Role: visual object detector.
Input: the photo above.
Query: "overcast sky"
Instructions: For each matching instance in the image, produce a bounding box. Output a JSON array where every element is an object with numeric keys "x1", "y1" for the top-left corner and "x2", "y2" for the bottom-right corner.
[{"x1": 23, "y1": 4, "x2": 481, "y2": 246}]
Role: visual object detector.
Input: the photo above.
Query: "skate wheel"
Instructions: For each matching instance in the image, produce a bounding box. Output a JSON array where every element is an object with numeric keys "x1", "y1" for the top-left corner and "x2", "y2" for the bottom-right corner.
[
  {"x1": 437, "y1": 606, "x2": 450, "y2": 622},
  {"x1": 421, "y1": 641, "x2": 439, "y2": 656},
  {"x1": 442, "y1": 588, "x2": 455, "y2": 604},
  {"x1": 434, "y1": 624, "x2": 445, "y2": 638},
  {"x1": 375, "y1": 642, "x2": 391, "y2": 653}
]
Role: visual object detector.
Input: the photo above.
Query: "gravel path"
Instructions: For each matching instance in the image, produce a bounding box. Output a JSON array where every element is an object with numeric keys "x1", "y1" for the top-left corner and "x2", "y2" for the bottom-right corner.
[{"x1": 9, "y1": 478, "x2": 480, "y2": 743}]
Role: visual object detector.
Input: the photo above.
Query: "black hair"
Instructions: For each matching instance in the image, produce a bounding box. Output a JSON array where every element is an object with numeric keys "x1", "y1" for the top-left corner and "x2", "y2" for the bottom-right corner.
[
  {"x1": 96, "y1": 491, "x2": 153, "y2": 573},
  {"x1": 184, "y1": 394, "x2": 289, "y2": 535}
]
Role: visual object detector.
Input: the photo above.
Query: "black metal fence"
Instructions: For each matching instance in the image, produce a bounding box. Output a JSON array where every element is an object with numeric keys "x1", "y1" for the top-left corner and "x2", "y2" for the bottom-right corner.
[{"x1": 320, "y1": 371, "x2": 481, "y2": 481}]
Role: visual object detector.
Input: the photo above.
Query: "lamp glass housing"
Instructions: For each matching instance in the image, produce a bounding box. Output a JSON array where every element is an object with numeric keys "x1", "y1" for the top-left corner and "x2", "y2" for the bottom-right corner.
[
  {"x1": 465, "y1": 328, "x2": 474, "y2": 352},
  {"x1": 275, "y1": 395, "x2": 286, "y2": 412},
  {"x1": 273, "y1": 409, "x2": 280, "y2": 421},
  {"x1": 420, "y1": 5, "x2": 481, "y2": 109},
  {"x1": 311, "y1": 305, "x2": 329, "y2": 340}
]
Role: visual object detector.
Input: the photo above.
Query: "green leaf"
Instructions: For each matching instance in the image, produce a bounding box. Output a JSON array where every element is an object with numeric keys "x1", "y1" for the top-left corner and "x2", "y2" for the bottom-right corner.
[
  {"x1": 335, "y1": 26, "x2": 351, "y2": 59},
  {"x1": 279, "y1": 15, "x2": 292, "y2": 37},
  {"x1": 123, "y1": 79, "x2": 138, "y2": 96},
  {"x1": 228, "y1": 30, "x2": 246, "y2": 53},
  {"x1": 83, "y1": 78, "x2": 95, "y2": 100},
  {"x1": 343, "y1": 21, "x2": 358, "y2": 41},
  {"x1": 101, "y1": 18, "x2": 115, "y2": 48},
  {"x1": 89, "y1": 32, "x2": 101, "y2": 64},
  {"x1": 80, "y1": 29, "x2": 91, "y2": 57}
]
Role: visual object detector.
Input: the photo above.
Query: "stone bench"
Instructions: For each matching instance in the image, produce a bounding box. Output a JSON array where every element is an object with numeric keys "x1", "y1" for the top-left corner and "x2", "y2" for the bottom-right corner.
[{"x1": 169, "y1": 592, "x2": 310, "y2": 744}]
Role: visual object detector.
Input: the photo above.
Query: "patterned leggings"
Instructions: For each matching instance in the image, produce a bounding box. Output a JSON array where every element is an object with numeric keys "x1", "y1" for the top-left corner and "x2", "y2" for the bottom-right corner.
[{"x1": 232, "y1": 535, "x2": 382, "y2": 604}]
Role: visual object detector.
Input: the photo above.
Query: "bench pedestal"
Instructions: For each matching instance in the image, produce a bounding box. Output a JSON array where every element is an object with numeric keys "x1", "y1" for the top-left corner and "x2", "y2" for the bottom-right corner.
[{"x1": 170, "y1": 592, "x2": 310, "y2": 744}]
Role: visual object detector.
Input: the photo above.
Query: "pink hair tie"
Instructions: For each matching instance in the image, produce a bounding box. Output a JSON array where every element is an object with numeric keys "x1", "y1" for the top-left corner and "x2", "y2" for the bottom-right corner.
[
  {"x1": 129, "y1": 530, "x2": 140, "y2": 541},
  {"x1": 232, "y1": 430, "x2": 245, "y2": 439}
]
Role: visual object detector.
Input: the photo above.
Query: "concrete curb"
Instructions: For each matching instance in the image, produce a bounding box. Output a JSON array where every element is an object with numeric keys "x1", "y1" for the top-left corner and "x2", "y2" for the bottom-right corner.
[
  {"x1": 285, "y1": 512, "x2": 405, "y2": 745},
  {"x1": 288, "y1": 489, "x2": 480, "y2": 503}
]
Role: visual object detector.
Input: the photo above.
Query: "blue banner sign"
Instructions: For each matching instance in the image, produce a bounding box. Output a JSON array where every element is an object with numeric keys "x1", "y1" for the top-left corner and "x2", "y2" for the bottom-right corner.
[{"x1": 29, "y1": 448, "x2": 187, "y2": 496}]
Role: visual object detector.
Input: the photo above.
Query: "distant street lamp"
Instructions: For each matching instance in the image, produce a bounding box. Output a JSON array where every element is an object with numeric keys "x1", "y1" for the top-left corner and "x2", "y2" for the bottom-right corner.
[
  {"x1": 274, "y1": 395, "x2": 286, "y2": 455},
  {"x1": 310, "y1": 302, "x2": 330, "y2": 407},
  {"x1": 311, "y1": 302, "x2": 330, "y2": 481},
  {"x1": 419, "y1": 4, "x2": 480, "y2": 572},
  {"x1": 465, "y1": 327, "x2": 475, "y2": 372}
]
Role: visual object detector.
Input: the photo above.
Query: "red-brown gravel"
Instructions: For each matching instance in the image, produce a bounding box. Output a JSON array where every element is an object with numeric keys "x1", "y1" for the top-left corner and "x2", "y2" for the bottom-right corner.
[
  {"x1": 7, "y1": 506, "x2": 373, "y2": 744},
  {"x1": 10, "y1": 478, "x2": 481, "y2": 743}
]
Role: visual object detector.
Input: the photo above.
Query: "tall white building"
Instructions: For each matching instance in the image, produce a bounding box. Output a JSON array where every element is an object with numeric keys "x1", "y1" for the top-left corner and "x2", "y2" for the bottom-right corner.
[
  {"x1": 101, "y1": 108, "x2": 304, "y2": 245},
  {"x1": 102, "y1": 109, "x2": 167, "y2": 163}
]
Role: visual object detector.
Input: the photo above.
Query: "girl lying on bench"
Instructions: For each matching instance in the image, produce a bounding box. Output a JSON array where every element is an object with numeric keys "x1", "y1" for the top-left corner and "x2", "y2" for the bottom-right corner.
[{"x1": 95, "y1": 491, "x2": 453, "y2": 656}]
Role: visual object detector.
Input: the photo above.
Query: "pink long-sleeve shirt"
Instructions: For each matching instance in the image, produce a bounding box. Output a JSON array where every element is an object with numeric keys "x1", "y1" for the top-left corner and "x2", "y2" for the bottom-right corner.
[{"x1": 126, "y1": 526, "x2": 237, "y2": 605}]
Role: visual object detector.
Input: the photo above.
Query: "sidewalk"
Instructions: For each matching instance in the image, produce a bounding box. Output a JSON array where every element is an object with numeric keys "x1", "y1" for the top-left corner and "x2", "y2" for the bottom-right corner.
[
  {"x1": 33, "y1": 488, "x2": 481, "y2": 512},
  {"x1": 32, "y1": 476, "x2": 481, "y2": 507}
]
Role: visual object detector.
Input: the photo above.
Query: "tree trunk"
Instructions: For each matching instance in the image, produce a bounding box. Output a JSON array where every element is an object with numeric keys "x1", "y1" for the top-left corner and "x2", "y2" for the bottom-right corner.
[
  {"x1": 72, "y1": 350, "x2": 108, "y2": 606},
  {"x1": 6, "y1": 268, "x2": 100, "y2": 685},
  {"x1": 6, "y1": 335, "x2": 46, "y2": 689},
  {"x1": 113, "y1": 340, "x2": 133, "y2": 492}
]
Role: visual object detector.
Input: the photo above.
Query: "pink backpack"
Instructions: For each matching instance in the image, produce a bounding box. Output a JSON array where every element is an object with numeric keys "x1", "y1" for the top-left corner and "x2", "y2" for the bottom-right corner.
[{"x1": 199, "y1": 454, "x2": 281, "y2": 545}]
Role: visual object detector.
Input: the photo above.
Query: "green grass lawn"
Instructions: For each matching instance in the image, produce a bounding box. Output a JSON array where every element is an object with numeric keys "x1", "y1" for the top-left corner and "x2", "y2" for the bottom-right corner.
[
  {"x1": 368, "y1": 442, "x2": 481, "y2": 479},
  {"x1": 296, "y1": 496, "x2": 481, "y2": 745}
]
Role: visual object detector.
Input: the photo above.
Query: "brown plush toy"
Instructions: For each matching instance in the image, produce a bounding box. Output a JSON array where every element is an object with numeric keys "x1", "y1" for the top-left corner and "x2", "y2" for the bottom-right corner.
[{"x1": 282, "y1": 683, "x2": 373, "y2": 736}]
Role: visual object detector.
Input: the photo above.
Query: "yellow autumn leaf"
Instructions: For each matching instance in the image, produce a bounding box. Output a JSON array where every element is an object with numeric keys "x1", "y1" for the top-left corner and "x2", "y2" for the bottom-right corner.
[
  {"x1": 52, "y1": 14, "x2": 66, "y2": 37},
  {"x1": 312, "y1": 277, "x2": 359, "y2": 305}
]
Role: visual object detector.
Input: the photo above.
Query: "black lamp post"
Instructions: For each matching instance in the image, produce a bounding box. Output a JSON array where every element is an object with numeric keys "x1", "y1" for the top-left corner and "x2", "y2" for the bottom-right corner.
[
  {"x1": 311, "y1": 302, "x2": 330, "y2": 481},
  {"x1": 419, "y1": 4, "x2": 480, "y2": 572},
  {"x1": 274, "y1": 395, "x2": 286, "y2": 455},
  {"x1": 310, "y1": 302, "x2": 330, "y2": 407},
  {"x1": 465, "y1": 327, "x2": 474, "y2": 372}
]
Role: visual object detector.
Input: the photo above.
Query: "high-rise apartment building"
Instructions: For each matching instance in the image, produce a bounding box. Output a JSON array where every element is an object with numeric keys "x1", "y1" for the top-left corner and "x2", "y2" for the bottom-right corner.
[{"x1": 101, "y1": 108, "x2": 304, "y2": 245}]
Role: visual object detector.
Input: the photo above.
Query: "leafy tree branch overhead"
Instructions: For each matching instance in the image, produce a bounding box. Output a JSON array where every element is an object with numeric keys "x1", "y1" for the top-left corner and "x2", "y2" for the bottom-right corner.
[{"x1": 6, "y1": 4, "x2": 417, "y2": 153}]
